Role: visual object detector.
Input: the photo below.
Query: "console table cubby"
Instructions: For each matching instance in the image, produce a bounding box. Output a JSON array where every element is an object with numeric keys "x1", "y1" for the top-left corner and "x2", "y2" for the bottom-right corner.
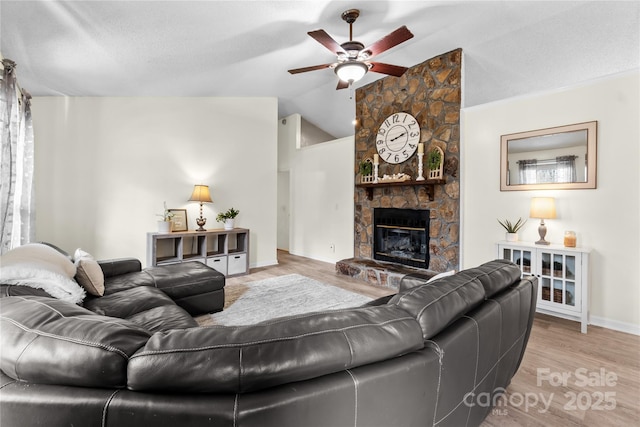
[
  {"x1": 496, "y1": 241, "x2": 591, "y2": 333},
  {"x1": 147, "y1": 228, "x2": 250, "y2": 277}
]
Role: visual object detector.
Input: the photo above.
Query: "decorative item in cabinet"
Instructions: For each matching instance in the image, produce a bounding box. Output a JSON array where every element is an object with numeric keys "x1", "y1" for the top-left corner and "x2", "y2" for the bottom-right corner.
[
  {"x1": 498, "y1": 245, "x2": 532, "y2": 274},
  {"x1": 541, "y1": 287, "x2": 573, "y2": 306}
]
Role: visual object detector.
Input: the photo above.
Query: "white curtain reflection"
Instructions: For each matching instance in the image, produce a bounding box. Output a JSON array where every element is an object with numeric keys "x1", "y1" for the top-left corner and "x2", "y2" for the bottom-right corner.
[
  {"x1": 518, "y1": 159, "x2": 537, "y2": 184},
  {"x1": 518, "y1": 156, "x2": 577, "y2": 184},
  {"x1": 555, "y1": 155, "x2": 577, "y2": 183}
]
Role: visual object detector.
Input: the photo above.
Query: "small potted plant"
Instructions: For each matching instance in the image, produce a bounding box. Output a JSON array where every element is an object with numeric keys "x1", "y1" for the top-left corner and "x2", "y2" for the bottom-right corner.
[
  {"x1": 156, "y1": 201, "x2": 175, "y2": 233},
  {"x1": 216, "y1": 207, "x2": 240, "y2": 230},
  {"x1": 498, "y1": 217, "x2": 527, "y2": 242}
]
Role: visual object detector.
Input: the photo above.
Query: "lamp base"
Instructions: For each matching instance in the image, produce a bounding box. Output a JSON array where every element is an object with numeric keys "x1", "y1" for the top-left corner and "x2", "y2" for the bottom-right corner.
[
  {"x1": 195, "y1": 217, "x2": 207, "y2": 231},
  {"x1": 535, "y1": 220, "x2": 550, "y2": 245}
]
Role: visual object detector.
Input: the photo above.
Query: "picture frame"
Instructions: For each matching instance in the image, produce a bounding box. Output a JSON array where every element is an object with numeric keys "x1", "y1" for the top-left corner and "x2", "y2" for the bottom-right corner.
[{"x1": 168, "y1": 209, "x2": 188, "y2": 232}]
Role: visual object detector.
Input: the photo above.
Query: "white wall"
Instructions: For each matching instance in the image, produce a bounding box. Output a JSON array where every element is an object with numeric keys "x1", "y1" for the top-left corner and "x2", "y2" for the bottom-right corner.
[
  {"x1": 32, "y1": 97, "x2": 278, "y2": 268},
  {"x1": 290, "y1": 136, "x2": 355, "y2": 263},
  {"x1": 461, "y1": 70, "x2": 640, "y2": 334},
  {"x1": 276, "y1": 114, "x2": 301, "y2": 251}
]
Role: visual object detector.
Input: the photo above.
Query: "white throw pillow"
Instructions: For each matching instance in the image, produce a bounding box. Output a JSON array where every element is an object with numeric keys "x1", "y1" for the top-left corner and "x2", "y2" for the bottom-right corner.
[
  {"x1": 74, "y1": 248, "x2": 105, "y2": 297},
  {"x1": 0, "y1": 243, "x2": 85, "y2": 304},
  {"x1": 427, "y1": 270, "x2": 456, "y2": 283}
]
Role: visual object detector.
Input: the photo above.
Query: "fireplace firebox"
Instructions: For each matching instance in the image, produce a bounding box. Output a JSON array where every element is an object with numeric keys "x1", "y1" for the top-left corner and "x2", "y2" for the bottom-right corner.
[{"x1": 373, "y1": 208, "x2": 430, "y2": 269}]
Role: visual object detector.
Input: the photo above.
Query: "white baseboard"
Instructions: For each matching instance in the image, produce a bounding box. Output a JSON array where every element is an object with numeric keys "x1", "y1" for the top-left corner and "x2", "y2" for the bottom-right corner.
[
  {"x1": 251, "y1": 259, "x2": 279, "y2": 269},
  {"x1": 590, "y1": 315, "x2": 640, "y2": 336}
]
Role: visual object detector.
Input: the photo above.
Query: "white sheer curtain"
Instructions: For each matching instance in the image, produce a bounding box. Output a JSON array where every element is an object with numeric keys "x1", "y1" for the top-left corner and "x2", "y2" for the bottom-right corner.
[{"x1": 1, "y1": 59, "x2": 35, "y2": 254}]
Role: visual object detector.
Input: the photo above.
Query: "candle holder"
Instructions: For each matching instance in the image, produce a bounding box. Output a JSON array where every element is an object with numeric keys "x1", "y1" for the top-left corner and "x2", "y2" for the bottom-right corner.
[
  {"x1": 373, "y1": 162, "x2": 379, "y2": 183},
  {"x1": 416, "y1": 152, "x2": 425, "y2": 181}
]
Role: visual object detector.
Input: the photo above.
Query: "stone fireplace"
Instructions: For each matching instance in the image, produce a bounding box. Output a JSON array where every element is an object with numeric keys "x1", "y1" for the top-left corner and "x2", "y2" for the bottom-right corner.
[
  {"x1": 337, "y1": 49, "x2": 461, "y2": 287},
  {"x1": 373, "y1": 208, "x2": 429, "y2": 269}
]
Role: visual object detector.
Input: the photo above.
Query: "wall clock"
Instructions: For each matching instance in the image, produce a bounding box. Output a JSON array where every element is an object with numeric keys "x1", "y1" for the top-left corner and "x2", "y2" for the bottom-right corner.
[{"x1": 376, "y1": 112, "x2": 420, "y2": 164}]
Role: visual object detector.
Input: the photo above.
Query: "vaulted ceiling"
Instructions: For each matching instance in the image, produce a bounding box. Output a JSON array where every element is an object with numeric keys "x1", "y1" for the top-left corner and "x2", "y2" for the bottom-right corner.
[{"x1": 2, "y1": 1, "x2": 638, "y2": 138}]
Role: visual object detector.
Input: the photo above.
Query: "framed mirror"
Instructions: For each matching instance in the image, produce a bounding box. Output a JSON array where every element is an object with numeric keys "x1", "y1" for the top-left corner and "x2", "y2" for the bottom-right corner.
[{"x1": 500, "y1": 121, "x2": 597, "y2": 191}]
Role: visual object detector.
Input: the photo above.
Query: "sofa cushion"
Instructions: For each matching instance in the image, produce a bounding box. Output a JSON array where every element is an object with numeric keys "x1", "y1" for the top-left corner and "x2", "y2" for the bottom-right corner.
[
  {"x1": 144, "y1": 262, "x2": 225, "y2": 299},
  {"x1": 102, "y1": 270, "x2": 154, "y2": 295},
  {"x1": 399, "y1": 270, "x2": 456, "y2": 292},
  {"x1": 83, "y1": 286, "x2": 197, "y2": 332},
  {"x1": 99, "y1": 258, "x2": 142, "y2": 278},
  {"x1": 0, "y1": 243, "x2": 85, "y2": 304},
  {"x1": 127, "y1": 305, "x2": 423, "y2": 393},
  {"x1": 455, "y1": 259, "x2": 522, "y2": 298},
  {"x1": 0, "y1": 283, "x2": 54, "y2": 298},
  {"x1": 126, "y1": 305, "x2": 198, "y2": 332},
  {"x1": 73, "y1": 248, "x2": 105, "y2": 296},
  {"x1": 102, "y1": 261, "x2": 223, "y2": 294},
  {"x1": 390, "y1": 271, "x2": 486, "y2": 340},
  {"x1": 0, "y1": 296, "x2": 150, "y2": 388}
]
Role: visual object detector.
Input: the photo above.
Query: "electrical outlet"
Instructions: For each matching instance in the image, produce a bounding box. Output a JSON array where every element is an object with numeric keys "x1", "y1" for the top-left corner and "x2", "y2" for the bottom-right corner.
[{"x1": 329, "y1": 244, "x2": 335, "y2": 253}]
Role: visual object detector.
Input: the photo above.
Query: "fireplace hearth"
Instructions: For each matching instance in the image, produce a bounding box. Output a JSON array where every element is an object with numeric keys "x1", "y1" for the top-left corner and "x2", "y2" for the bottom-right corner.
[{"x1": 374, "y1": 208, "x2": 429, "y2": 269}]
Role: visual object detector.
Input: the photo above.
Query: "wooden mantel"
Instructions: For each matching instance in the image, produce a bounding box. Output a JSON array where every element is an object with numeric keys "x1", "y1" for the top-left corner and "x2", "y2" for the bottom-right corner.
[{"x1": 356, "y1": 179, "x2": 446, "y2": 201}]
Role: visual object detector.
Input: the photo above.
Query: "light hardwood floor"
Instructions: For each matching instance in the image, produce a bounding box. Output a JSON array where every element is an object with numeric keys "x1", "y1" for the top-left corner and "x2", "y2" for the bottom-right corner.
[{"x1": 216, "y1": 251, "x2": 640, "y2": 426}]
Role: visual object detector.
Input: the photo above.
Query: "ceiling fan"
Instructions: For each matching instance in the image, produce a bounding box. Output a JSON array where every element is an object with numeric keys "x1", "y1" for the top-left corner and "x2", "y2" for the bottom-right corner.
[{"x1": 288, "y1": 9, "x2": 414, "y2": 90}]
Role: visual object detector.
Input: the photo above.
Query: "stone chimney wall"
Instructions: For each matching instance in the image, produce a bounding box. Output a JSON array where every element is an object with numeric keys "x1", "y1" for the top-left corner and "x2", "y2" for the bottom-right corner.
[{"x1": 354, "y1": 49, "x2": 461, "y2": 272}]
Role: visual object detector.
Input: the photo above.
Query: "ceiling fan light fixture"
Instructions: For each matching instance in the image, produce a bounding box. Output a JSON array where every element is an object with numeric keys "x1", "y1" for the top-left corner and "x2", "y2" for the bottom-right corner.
[{"x1": 335, "y1": 61, "x2": 368, "y2": 83}]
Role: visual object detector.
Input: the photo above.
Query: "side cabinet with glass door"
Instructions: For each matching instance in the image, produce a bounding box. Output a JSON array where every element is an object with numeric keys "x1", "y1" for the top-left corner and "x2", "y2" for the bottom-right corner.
[{"x1": 496, "y1": 241, "x2": 590, "y2": 333}]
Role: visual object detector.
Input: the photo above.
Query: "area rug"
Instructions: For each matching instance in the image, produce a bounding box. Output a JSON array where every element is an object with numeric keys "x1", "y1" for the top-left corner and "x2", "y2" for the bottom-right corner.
[{"x1": 208, "y1": 274, "x2": 373, "y2": 326}]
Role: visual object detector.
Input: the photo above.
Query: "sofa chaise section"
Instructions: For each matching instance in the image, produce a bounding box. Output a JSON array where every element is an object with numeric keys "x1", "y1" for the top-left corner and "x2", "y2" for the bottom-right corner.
[{"x1": 93, "y1": 257, "x2": 225, "y2": 316}]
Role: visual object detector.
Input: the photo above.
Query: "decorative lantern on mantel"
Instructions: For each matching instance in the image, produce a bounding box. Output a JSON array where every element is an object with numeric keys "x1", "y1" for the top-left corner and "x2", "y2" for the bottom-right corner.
[
  {"x1": 428, "y1": 147, "x2": 444, "y2": 180},
  {"x1": 359, "y1": 158, "x2": 375, "y2": 184}
]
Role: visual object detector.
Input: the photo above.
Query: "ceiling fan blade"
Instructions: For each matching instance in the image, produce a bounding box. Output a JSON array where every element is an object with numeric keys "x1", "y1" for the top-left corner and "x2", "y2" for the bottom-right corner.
[
  {"x1": 336, "y1": 80, "x2": 350, "y2": 90},
  {"x1": 308, "y1": 29, "x2": 347, "y2": 55},
  {"x1": 288, "y1": 63, "x2": 334, "y2": 74},
  {"x1": 369, "y1": 62, "x2": 409, "y2": 77},
  {"x1": 363, "y1": 26, "x2": 414, "y2": 58}
]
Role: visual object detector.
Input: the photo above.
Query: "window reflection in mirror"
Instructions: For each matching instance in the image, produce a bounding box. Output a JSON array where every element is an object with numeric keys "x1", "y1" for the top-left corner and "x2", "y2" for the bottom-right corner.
[{"x1": 500, "y1": 121, "x2": 597, "y2": 191}]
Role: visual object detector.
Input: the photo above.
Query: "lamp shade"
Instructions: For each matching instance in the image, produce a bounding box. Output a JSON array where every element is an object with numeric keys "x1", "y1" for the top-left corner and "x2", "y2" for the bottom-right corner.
[
  {"x1": 188, "y1": 185, "x2": 212, "y2": 203},
  {"x1": 530, "y1": 197, "x2": 556, "y2": 219},
  {"x1": 335, "y1": 62, "x2": 368, "y2": 83}
]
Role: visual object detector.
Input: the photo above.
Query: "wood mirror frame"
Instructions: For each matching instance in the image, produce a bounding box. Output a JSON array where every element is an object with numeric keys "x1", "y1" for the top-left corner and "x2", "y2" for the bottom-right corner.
[{"x1": 500, "y1": 121, "x2": 597, "y2": 191}]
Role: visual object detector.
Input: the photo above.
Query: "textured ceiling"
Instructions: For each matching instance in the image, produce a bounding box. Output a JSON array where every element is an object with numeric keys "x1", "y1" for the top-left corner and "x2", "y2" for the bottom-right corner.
[{"x1": 1, "y1": 1, "x2": 638, "y2": 138}]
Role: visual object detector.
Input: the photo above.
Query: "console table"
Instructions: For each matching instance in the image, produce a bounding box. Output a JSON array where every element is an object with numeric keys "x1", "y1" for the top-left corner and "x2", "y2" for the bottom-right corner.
[
  {"x1": 496, "y1": 241, "x2": 591, "y2": 333},
  {"x1": 147, "y1": 228, "x2": 250, "y2": 277}
]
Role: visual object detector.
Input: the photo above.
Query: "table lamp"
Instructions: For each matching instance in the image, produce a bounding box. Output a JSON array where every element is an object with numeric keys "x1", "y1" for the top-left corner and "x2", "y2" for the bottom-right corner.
[
  {"x1": 530, "y1": 197, "x2": 556, "y2": 245},
  {"x1": 188, "y1": 184, "x2": 213, "y2": 231}
]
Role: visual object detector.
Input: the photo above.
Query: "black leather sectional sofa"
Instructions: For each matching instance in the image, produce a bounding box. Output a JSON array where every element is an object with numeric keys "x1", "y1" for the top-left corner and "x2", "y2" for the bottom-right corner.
[{"x1": 1, "y1": 246, "x2": 537, "y2": 427}]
